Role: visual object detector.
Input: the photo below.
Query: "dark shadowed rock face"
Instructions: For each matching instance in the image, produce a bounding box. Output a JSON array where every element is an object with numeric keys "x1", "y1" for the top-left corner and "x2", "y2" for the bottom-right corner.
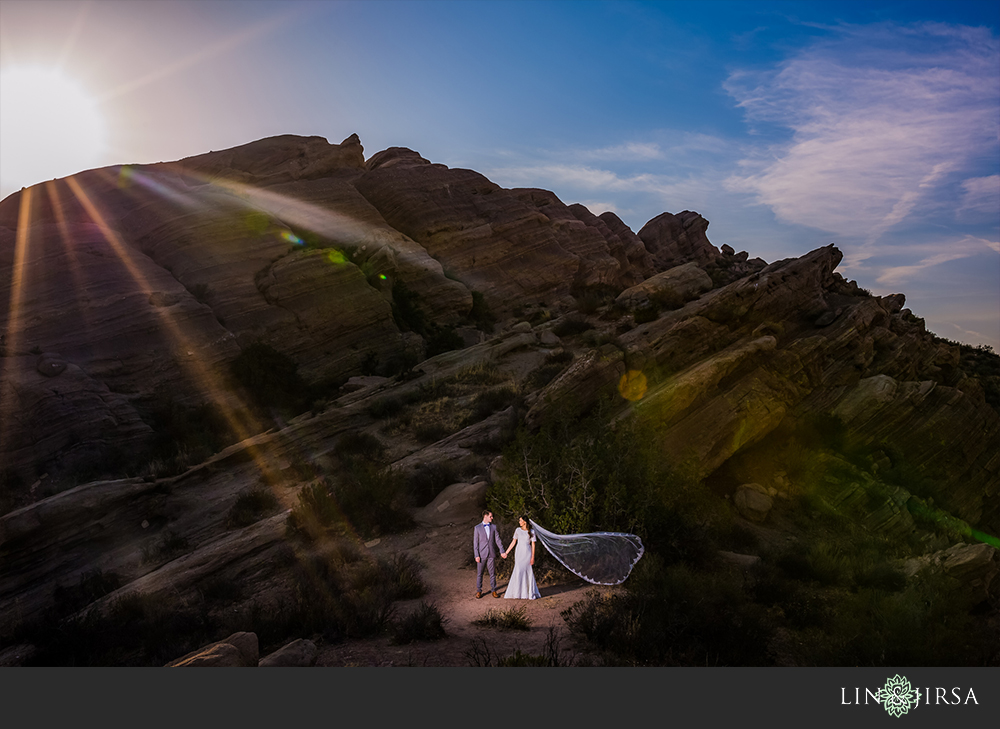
[{"x1": 353, "y1": 152, "x2": 654, "y2": 306}]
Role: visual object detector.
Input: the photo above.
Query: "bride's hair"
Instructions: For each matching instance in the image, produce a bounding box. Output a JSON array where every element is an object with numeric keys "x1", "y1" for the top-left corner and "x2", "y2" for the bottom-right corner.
[{"x1": 520, "y1": 515, "x2": 533, "y2": 538}]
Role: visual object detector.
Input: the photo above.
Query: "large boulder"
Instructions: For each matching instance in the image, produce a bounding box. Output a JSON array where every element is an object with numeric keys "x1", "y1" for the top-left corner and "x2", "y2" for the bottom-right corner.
[
  {"x1": 734, "y1": 483, "x2": 773, "y2": 523},
  {"x1": 637, "y1": 210, "x2": 720, "y2": 271}
]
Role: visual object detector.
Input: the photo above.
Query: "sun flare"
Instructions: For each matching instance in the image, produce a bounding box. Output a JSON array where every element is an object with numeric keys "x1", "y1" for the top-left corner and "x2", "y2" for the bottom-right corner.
[{"x1": 0, "y1": 66, "x2": 107, "y2": 194}]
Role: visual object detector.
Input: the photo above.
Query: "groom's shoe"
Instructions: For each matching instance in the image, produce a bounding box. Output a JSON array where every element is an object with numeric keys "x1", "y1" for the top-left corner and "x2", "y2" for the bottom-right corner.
[
  {"x1": 492, "y1": 591, "x2": 501, "y2": 598},
  {"x1": 476, "y1": 591, "x2": 483, "y2": 599}
]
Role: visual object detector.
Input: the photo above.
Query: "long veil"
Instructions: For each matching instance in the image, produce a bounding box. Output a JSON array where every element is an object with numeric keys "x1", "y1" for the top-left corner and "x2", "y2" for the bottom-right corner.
[{"x1": 529, "y1": 520, "x2": 644, "y2": 585}]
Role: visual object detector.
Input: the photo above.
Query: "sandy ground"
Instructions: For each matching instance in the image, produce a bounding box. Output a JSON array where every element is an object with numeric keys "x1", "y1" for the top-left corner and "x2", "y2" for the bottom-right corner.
[{"x1": 314, "y1": 518, "x2": 608, "y2": 667}]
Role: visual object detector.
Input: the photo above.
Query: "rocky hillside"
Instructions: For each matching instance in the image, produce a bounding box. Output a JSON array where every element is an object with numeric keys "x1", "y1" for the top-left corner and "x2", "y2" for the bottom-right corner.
[{"x1": 1, "y1": 134, "x2": 997, "y2": 665}]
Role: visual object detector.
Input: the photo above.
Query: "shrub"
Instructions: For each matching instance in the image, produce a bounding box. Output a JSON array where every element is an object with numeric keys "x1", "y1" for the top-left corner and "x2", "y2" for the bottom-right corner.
[
  {"x1": 526, "y1": 362, "x2": 567, "y2": 390},
  {"x1": 26, "y1": 591, "x2": 212, "y2": 666},
  {"x1": 139, "y1": 398, "x2": 235, "y2": 478},
  {"x1": 405, "y1": 461, "x2": 461, "y2": 507},
  {"x1": 425, "y1": 324, "x2": 464, "y2": 358},
  {"x1": 487, "y1": 404, "x2": 667, "y2": 538},
  {"x1": 226, "y1": 486, "x2": 281, "y2": 528},
  {"x1": 355, "y1": 552, "x2": 426, "y2": 601},
  {"x1": 453, "y1": 361, "x2": 508, "y2": 386},
  {"x1": 854, "y1": 562, "x2": 907, "y2": 592},
  {"x1": 562, "y1": 559, "x2": 775, "y2": 666},
  {"x1": 391, "y1": 280, "x2": 427, "y2": 334},
  {"x1": 465, "y1": 383, "x2": 520, "y2": 423},
  {"x1": 52, "y1": 570, "x2": 124, "y2": 617},
  {"x1": 334, "y1": 463, "x2": 415, "y2": 538},
  {"x1": 473, "y1": 605, "x2": 532, "y2": 631},
  {"x1": 391, "y1": 602, "x2": 447, "y2": 644},
  {"x1": 333, "y1": 432, "x2": 386, "y2": 464},
  {"x1": 469, "y1": 291, "x2": 497, "y2": 333},
  {"x1": 141, "y1": 531, "x2": 190, "y2": 564},
  {"x1": 367, "y1": 397, "x2": 406, "y2": 419},
  {"x1": 413, "y1": 421, "x2": 453, "y2": 443},
  {"x1": 286, "y1": 480, "x2": 341, "y2": 540}
]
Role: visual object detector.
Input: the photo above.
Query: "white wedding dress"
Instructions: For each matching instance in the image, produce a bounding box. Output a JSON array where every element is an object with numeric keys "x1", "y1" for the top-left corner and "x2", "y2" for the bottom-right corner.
[{"x1": 504, "y1": 527, "x2": 541, "y2": 600}]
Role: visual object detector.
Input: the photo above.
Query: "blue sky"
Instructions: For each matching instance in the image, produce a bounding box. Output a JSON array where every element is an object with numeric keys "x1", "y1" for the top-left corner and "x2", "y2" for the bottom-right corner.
[{"x1": 1, "y1": 0, "x2": 998, "y2": 349}]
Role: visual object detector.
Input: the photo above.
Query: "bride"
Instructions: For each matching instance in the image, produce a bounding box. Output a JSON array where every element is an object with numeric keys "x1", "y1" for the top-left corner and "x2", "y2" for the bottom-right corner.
[{"x1": 501, "y1": 516, "x2": 541, "y2": 600}]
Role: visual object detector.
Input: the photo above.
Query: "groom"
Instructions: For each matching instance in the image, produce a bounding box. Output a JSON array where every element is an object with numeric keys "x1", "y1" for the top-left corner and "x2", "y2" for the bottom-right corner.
[{"x1": 473, "y1": 510, "x2": 505, "y2": 598}]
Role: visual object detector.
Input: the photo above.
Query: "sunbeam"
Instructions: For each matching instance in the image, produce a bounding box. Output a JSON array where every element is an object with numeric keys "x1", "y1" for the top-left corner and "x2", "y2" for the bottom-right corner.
[
  {"x1": 61, "y1": 174, "x2": 282, "y2": 484},
  {"x1": 0, "y1": 188, "x2": 34, "y2": 458}
]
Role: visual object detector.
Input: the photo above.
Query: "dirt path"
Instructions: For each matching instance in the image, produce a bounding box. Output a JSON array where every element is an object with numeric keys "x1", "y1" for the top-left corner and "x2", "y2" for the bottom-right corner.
[{"x1": 314, "y1": 520, "x2": 605, "y2": 667}]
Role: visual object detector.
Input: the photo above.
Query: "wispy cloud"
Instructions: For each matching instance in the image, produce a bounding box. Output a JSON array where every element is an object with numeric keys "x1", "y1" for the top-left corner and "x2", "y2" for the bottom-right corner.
[
  {"x1": 578, "y1": 200, "x2": 619, "y2": 216},
  {"x1": 488, "y1": 163, "x2": 660, "y2": 193},
  {"x1": 958, "y1": 175, "x2": 1000, "y2": 215},
  {"x1": 579, "y1": 142, "x2": 665, "y2": 162},
  {"x1": 724, "y1": 22, "x2": 1000, "y2": 241},
  {"x1": 572, "y1": 133, "x2": 734, "y2": 164},
  {"x1": 840, "y1": 234, "x2": 1000, "y2": 287},
  {"x1": 486, "y1": 160, "x2": 726, "y2": 222}
]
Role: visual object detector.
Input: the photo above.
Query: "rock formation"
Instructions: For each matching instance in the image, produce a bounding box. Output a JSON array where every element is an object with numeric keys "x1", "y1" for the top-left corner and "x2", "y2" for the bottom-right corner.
[{"x1": 1, "y1": 132, "x2": 997, "y2": 666}]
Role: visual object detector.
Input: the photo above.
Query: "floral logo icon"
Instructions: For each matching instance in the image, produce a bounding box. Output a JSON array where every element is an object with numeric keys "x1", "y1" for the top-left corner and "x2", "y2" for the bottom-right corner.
[{"x1": 880, "y1": 675, "x2": 918, "y2": 717}]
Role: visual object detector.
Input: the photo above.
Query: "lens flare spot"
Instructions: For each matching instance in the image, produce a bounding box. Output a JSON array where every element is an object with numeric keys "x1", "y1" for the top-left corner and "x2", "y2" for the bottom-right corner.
[
  {"x1": 281, "y1": 230, "x2": 304, "y2": 245},
  {"x1": 326, "y1": 249, "x2": 347, "y2": 265},
  {"x1": 379, "y1": 274, "x2": 387, "y2": 280},
  {"x1": 618, "y1": 370, "x2": 648, "y2": 401},
  {"x1": 117, "y1": 165, "x2": 134, "y2": 189}
]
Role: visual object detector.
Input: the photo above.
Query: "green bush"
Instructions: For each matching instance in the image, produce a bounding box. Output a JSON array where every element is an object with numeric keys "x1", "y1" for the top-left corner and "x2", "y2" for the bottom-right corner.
[{"x1": 487, "y1": 404, "x2": 666, "y2": 538}]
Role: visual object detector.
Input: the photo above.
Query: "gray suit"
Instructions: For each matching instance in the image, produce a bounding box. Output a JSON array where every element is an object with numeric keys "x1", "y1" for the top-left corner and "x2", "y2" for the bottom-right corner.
[{"x1": 474, "y1": 521, "x2": 504, "y2": 592}]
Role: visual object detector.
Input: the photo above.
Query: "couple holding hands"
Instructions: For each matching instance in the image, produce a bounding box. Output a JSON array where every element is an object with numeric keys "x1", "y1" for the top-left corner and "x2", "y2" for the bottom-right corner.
[{"x1": 473, "y1": 510, "x2": 541, "y2": 600}]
